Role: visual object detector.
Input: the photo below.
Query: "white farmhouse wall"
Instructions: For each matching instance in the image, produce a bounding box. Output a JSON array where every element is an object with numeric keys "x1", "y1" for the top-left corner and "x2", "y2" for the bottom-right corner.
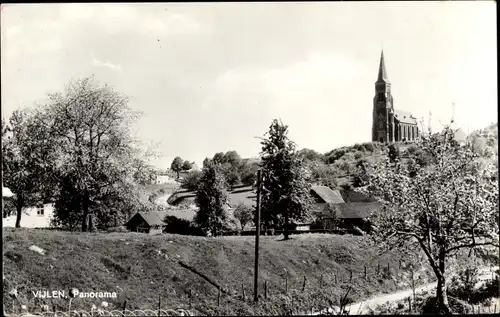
[
  {"x1": 2, "y1": 203, "x2": 55, "y2": 228},
  {"x1": 156, "y1": 175, "x2": 177, "y2": 184}
]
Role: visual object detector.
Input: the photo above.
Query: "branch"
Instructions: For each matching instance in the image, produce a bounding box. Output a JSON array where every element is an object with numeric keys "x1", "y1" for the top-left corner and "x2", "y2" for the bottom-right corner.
[{"x1": 446, "y1": 241, "x2": 499, "y2": 254}]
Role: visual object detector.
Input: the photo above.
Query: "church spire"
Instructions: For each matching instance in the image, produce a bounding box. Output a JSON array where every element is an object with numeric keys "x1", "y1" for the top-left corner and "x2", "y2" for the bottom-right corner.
[{"x1": 377, "y1": 50, "x2": 390, "y2": 83}]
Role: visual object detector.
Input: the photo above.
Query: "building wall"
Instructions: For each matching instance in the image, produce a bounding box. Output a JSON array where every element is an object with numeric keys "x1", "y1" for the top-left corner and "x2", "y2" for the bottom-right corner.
[
  {"x1": 2, "y1": 203, "x2": 55, "y2": 228},
  {"x1": 156, "y1": 175, "x2": 177, "y2": 184}
]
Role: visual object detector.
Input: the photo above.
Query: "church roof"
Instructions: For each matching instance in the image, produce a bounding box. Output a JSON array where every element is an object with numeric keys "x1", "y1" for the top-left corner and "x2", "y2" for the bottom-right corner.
[
  {"x1": 376, "y1": 50, "x2": 390, "y2": 83},
  {"x1": 394, "y1": 109, "x2": 418, "y2": 125}
]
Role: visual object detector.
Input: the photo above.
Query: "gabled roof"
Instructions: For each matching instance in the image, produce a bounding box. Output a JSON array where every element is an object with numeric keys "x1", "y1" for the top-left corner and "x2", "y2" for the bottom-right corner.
[
  {"x1": 338, "y1": 202, "x2": 381, "y2": 219},
  {"x1": 130, "y1": 211, "x2": 168, "y2": 226},
  {"x1": 127, "y1": 209, "x2": 197, "y2": 227},
  {"x1": 310, "y1": 186, "x2": 345, "y2": 204},
  {"x1": 394, "y1": 109, "x2": 418, "y2": 125}
]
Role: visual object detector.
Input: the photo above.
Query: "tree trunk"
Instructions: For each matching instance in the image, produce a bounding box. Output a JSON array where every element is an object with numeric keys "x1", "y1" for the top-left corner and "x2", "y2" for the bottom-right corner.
[
  {"x1": 15, "y1": 200, "x2": 23, "y2": 228},
  {"x1": 82, "y1": 197, "x2": 89, "y2": 232},
  {"x1": 436, "y1": 275, "x2": 451, "y2": 314},
  {"x1": 88, "y1": 214, "x2": 94, "y2": 232},
  {"x1": 436, "y1": 251, "x2": 451, "y2": 314},
  {"x1": 283, "y1": 210, "x2": 290, "y2": 240}
]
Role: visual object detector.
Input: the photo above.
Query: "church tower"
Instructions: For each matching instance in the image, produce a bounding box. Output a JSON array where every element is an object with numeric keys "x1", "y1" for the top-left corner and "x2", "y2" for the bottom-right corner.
[{"x1": 372, "y1": 50, "x2": 395, "y2": 143}]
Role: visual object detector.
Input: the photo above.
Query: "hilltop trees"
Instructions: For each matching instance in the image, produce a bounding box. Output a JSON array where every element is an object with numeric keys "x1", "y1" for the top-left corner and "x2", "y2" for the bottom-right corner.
[
  {"x1": 194, "y1": 162, "x2": 230, "y2": 237},
  {"x1": 359, "y1": 125, "x2": 499, "y2": 314},
  {"x1": 260, "y1": 119, "x2": 313, "y2": 240},
  {"x1": 171, "y1": 157, "x2": 184, "y2": 179},
  {"x1": 182, "y1": 160, "x2": 193, "y2": 171}
]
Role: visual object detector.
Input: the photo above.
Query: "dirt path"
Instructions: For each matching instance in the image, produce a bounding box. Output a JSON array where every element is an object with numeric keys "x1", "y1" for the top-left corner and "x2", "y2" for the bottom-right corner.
[{"x1": 312, "y1": 266, "x2": 498, "y2": 315}]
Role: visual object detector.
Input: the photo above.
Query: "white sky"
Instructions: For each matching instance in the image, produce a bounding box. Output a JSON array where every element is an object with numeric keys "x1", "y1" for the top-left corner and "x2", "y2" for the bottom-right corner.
[{"x1": 1, "y1": 2, "x2": 497, "y2": 169}]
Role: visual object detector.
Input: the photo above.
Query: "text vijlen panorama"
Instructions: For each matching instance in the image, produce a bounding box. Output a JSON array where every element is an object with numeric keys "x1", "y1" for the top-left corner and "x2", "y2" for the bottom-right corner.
[{"x1": 32, "y1": 290, "x2": 117, "y2": 299}]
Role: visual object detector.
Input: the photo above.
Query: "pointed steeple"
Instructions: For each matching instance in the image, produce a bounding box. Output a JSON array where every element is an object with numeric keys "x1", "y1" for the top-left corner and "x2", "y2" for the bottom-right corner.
[{"x1": 377, "y1": 50, "x2": 390, "y2": 83}]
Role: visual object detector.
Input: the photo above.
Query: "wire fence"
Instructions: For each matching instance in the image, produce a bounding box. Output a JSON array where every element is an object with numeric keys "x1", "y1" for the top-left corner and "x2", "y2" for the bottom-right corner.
[{"x1": 5, "y1": 308, "x2": 192, "y2": 317}]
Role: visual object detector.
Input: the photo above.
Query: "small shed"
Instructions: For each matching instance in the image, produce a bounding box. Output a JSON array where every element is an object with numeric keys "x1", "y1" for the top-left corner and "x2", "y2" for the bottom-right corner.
[{"x1": 125, "y1": 211, "x2": 169, "y2": 235}]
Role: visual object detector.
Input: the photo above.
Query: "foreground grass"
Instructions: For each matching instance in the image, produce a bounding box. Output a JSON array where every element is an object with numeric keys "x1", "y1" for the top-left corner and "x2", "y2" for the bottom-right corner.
[{"x1": 4, "y1": 229, "x2": 439, "y2": 315}]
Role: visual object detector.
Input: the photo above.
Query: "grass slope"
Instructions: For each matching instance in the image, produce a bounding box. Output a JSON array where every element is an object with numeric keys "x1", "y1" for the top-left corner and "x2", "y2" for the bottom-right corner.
[{"x1": 3, "y1": 229, "x2": 437, "y2": 315}]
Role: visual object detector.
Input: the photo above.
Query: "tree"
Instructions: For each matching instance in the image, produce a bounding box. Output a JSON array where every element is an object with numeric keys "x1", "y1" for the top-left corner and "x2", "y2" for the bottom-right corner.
[
  {"x1": 181, "y1": 170, "x2": 202, "y2": 192},
  {"x1": 223, "y1": 151, "x2": 242, "y2": 167},
  {"x1": 358, "y1": 125, "x2": 499, "y2": 314},
  {"x1": 194, "y1": 163, "x2": 230, "y2": 237},
  {"x1": 171, "y1": 157, "x2": 184, "y2": 179},
  {"x1": 2, "y1": 109, "x2": 58, "y2": 228},
  {"x1": 297, "y1": 148, "x2": 325, "y2": 163},
  {"x1": 202, "y1": 157, "x2": 212, "y2": 168},
  {"x1": 388, "y1": 143, "x2": 401, "y2": 163},
  {"x1": 182, "y1": 160, "x2": 193, "y2": 171},
  {"x1": 212, "y1": 152, "x2": 225, "y2": 165},
  {"x1": 41, "y1": 76, "x2": 148, "y2": 231},
  {"x1": 225, "y1": 169, "x2": 241, "y2": 191},
  {"x1": 240, "y1": 160, "x2": 259, "y2": 186},
  {"x1": 233, "y1": 203, "x2": 254, "y2": 231},
  {"x1": 260, "y1": 119, "x2": 313, "y2": 240}
]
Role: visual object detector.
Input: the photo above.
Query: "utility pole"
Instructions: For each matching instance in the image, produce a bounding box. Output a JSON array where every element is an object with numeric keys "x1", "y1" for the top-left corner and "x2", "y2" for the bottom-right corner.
[{"x1": 253, "y1": 169, "x2": 262, "y2": 302}]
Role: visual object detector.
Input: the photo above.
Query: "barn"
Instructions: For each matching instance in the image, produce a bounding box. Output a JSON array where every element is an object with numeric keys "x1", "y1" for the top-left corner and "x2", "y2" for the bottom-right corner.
[
  {"x1": 125, "y1": 209, "x2": 197, "y2": 234},
  {"x1": 125, "y1": 211, "x2": 168, "y2": 234}
]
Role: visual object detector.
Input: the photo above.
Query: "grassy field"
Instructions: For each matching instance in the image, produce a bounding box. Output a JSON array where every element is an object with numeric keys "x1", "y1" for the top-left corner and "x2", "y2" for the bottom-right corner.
[{"x1": 2, "y1": 229, "x2": 444, "y2": 315}]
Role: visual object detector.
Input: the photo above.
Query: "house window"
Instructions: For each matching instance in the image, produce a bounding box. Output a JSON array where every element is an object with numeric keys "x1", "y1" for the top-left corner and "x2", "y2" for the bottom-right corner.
[{"x1": 36, "y1": 205, "x2": 45, "y2": 216}]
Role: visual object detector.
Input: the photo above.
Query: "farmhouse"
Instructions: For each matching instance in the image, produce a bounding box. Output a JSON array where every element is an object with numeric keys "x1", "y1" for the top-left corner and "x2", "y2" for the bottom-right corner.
[
  {"x1": 310, "y1": 185, "x2": 380, "y2": 233},
  {"x1": 2, "y1": 200, "x2": 56, "y2": 228}
]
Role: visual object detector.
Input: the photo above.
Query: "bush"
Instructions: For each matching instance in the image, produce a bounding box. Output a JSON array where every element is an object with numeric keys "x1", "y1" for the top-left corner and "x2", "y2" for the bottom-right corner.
[
  {"x1": 163, "y1": 216, "x2": 204, "y2": 236},
  {"x1": 181, "y1": 171, "x2": 202, "y2": 191},
  {"x1": 421, "y1": 296, "x2": 471, "y2": 315},
  {"x1": 107, "y1": 226, "x2": 128, "y2": 233},
  {"x1": 362, "y1": 142, "x2": 375, "y2": 152},
  {"x1": 447, "y1": 265, "x2": 480, "y2": 303}
]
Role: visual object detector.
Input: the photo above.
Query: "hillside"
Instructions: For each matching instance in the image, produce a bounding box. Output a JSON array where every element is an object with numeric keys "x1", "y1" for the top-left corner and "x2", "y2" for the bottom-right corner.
[{"x1": 3, "y1": 229, "x2": 443, "y2": 316}]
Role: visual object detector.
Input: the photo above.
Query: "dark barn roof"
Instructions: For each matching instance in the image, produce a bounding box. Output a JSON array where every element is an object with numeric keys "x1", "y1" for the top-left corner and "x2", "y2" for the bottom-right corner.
[
  {"x1": 338, "y1": 202, "x2": 381, "y2": 219},
  {"x1": 126, "y1": 209, "x2": 197, "y2": 227},
  {"x1": 310, "y1": 186, "x2": 345, "y2": 204}
]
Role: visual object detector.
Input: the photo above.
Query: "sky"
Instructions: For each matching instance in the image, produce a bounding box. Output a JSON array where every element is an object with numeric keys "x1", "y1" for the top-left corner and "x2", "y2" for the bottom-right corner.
[{"x1": 1, "y1": 2, "x2": 497, "y2": 169}]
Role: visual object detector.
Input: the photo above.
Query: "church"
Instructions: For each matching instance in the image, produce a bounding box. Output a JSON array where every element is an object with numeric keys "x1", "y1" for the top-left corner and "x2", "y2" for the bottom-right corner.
[{"x1": 372, "y1": 51, "x2": 419, "y2": 143}]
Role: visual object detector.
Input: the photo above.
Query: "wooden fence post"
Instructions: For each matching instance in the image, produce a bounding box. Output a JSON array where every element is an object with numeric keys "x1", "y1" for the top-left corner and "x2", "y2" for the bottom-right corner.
[
  {"x1": 350, "y1": 270, "x2": 353, "y2": 282},
  {"x1": 265, "y1": 280, "x2": 268, "y2": 299},
  {"x1": 377, "y1": 262, "x2": 380, "y2": 275},
  {"x1": 408, "y1": 297, "x2": 411, "y2": 313},
  {"x1": 302, "y1": 276, "x2": 307, "y2": 292},
  {"x1": 217, "y1": 287, "x2": 221, "y2": 307},
  {"x1": 494, "y1": 304, "x2": 496, "y2": 314},
  {"x1": 411, "y1": 270, "x2": 416, "y2": 301},
  {"x1": 158, "y1": 295, "x2": 161, "y2": 317},
  {"x1": 242, "y1": 284, "x2": 246, "y2": 300}
]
